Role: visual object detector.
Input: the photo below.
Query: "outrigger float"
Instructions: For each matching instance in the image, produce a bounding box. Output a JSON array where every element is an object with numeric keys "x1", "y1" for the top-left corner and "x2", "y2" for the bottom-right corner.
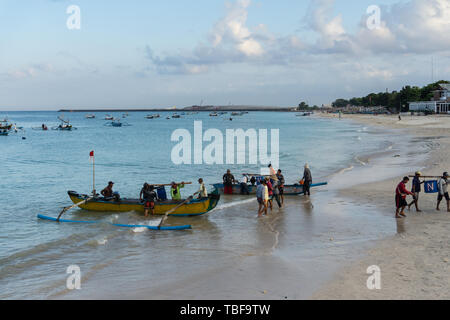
[{"x1": 212, "y1": 182, "x2": 328, "y2": 195}]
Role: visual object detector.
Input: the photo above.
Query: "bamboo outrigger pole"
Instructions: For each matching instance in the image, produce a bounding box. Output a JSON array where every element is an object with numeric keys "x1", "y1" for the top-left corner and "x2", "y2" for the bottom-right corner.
[
  {"x1": 158, "y1": 191, "x2": 200, "y2": 229},
  {"x1": 408, "y1": 175, "x2": 443, "y2": 178},
  {"x1": 152, "y1": 182, "x2": 192, "y2": 187},
  {"x1": 56, "y1": 197, "x2": 94, "y2": 222}
]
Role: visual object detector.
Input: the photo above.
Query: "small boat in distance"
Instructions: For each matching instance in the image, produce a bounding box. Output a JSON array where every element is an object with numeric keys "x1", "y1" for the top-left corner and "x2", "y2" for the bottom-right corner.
[
  {"x1": 172, "y1": 113, "x2": 181, "y2": 119},
  {"x1": 209, "y1": 112, "x2": 218, "y2": 117},
  {"x1": 104, "y1": 114, "x2": 114, "y2": 120},
  {"x1": 52, "y1": 116, "x2": 76, "y2": 131},
  {"x1": 85, "y1": 114, "x2": 96, "y2": 119},
  {"x1": 0, "y1": 119, "x2": 13, "y2": 131}
]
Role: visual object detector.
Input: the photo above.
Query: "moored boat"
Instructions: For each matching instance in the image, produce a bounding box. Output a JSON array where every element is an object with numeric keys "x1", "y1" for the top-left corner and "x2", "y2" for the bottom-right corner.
[
  {"x1": 0, "y1": 119, "x2": 13, "y2": 131},
  {"x1": 212, "y1": 182, "x2": 327, "y2": 195},
  {"x1": 67, "y1": 189, "x2": 221, "y2": 216}
]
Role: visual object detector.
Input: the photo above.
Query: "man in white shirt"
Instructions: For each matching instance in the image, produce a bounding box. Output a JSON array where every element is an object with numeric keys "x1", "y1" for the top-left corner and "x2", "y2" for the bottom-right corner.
[
  {"x1": 436, "y1": 172, "x2": 449, "y2": 212},
  {"x1": 197, "y1": 178, "x2": 208, "y2": 199},
  {"x1": 240, "y1": 174, "x2": 250, "y2": 195}
]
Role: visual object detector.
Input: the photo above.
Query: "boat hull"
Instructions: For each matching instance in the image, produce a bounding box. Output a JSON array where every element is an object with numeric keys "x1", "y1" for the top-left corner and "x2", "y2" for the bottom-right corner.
[
  {"x1": 68, "y1": 190, "x2": 220, "y2": 216},
  {"x1": 212, "y1": 182, "x2": 327, "y2": 195}
]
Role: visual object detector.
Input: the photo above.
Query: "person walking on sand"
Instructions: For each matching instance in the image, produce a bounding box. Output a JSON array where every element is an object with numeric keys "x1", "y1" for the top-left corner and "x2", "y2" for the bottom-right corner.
[
  {"x1": 277, "y1": 169, "x2": 285, "y2": 205},
  {"x1": 396, "y1": 177, "x2": 414, "y2": 219},
  {"x1": 256, "y1": 180, "x2": 268, "y2": 217},
  {"x1": 302, "y1": 164, "x2": 312, "y2": 196},
  {"x1": 436, "y1": 172, "x2": 450, "y2": 212},
  {"x1": 408, "y1": 172, "x2": 424, "y2": 212}
]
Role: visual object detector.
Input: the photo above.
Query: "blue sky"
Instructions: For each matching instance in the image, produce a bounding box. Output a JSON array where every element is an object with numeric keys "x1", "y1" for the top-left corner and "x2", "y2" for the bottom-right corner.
[{"x1": 1, "y1": 0, "x2": 449, "y2": 110}]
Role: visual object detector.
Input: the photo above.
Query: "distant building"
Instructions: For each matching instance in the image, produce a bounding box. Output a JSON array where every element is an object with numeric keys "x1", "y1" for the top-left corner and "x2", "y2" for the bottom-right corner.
[{"x1": 409, "y1": 84, "x2": 450, "y2": 114}]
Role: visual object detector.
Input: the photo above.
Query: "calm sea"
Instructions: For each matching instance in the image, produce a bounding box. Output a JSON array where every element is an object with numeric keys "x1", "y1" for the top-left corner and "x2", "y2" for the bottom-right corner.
[{"x1": 0, "y1": 111, "x2": 424, "y2": 299}]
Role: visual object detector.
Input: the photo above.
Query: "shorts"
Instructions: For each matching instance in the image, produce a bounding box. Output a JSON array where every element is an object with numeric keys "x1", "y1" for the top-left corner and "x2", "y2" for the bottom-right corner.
[
  {"x1": 395, "y1": 194, "x2": 407, "y2": 209},
  {"x1": 279, "y1": 187, "x2": 284, "y2": 195},
  {"x1": 412, "y1": 193, "x2": 419, "y2": 201},
  {"x1": 224, "y1": 185, "x2": 233, "y2": 195},
  {"x1": 145, "y1": 201, "x2": 155, "y2": 210},
  {"x1": 438, "y1": 192, "x2": 450, "y2": 201}
]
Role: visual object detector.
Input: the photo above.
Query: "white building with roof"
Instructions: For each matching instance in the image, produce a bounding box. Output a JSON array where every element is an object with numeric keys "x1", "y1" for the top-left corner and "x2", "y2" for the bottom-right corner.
[{"x1": 409, "y1": 84, "x2": 450, "y2": 114}]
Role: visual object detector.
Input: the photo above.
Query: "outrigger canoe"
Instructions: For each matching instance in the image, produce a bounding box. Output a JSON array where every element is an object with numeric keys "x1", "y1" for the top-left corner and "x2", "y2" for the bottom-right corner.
[
  {"x1": 212, "y1": 182, "x2": 328, "y2": 195},
  {"x1": 68, "y1": 189, "x2": 220, "y2": 216}
]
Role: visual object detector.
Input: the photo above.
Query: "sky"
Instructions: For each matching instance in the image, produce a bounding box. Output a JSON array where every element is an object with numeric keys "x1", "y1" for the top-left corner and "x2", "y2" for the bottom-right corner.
[{"x1": 0, "y1": 0, "x2": 449, "y2": 110}]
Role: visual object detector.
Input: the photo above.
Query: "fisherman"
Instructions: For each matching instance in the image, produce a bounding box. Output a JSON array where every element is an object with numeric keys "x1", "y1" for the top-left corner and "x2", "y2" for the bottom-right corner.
[
  {"x1": 302, "y1": 164, "x2": 313, "y2": 196},
  {"x1": 223, "y1": 169, "x2": 236, "y2": 195},
  {"x1": 395, "y1": 177, "x2": 414, "y2": 219},
  {"x1": 436, "y1": 172, "x2": 450, "y2": 212},
  {"x1": 101, "y1": 181, "x2": 114, "y2": 199},
  {"x1": 408, "y1": 172, "x2": 424, "y2": 212},
  {"x1": 171, "y1": 182, "x2": 185, "y2": 200},
  {"x1": 256, "y1": 180, "x2": 268, "y2": 217},
  {"x1": 140, "y1": 183, "x2": 159, "y2": 217},
  {"x1": 240, "y1": 174, "x2": 250, "y2": 195},
  {"x1": 198, "y1": 178, "x2": 208, "y2": 199},
  {"x1": 266, "y1": 177, "x2": 274, "y2": 210},
  {"x1": 42, "y1": 124, "x2": 48, "y2": 131},
  {"x1": 276, "y1": 169, "x2": 285, "y2": 205}
]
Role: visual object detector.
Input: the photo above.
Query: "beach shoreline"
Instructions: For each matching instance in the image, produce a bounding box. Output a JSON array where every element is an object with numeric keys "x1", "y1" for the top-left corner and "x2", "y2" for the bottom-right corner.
[{"x1": 312, "y1": 113, "x2": 450, "y2": 300}]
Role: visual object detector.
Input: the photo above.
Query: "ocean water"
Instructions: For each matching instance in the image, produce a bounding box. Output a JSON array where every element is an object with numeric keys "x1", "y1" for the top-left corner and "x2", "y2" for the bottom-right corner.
[{"x1": 0, "y1": 111, "x2": 426, "y2": 299}]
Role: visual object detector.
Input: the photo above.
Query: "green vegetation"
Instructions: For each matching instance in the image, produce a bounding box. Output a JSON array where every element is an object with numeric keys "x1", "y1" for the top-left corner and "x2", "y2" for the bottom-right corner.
[
  {"x1": 297, "y1": 101, "x2": 320, "y2": 111},
  {"x1": 331, "y1": 80, "x2": 449, "y2": 112}
]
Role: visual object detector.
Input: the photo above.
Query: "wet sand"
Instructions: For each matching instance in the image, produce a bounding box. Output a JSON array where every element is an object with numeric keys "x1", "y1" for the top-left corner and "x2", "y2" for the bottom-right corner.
[{"x1": 313, "y1": 114, "x2": 450, "y2": 300}]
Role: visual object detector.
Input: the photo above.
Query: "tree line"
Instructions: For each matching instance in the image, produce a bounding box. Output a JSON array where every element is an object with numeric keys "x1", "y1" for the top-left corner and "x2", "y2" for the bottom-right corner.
[{"x1": 331, "y1": 80, "x2": 449, "y2": 112}]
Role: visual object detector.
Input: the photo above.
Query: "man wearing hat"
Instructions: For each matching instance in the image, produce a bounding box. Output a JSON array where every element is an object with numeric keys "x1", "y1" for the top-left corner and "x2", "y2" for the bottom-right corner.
[
  {"x1": 436, "y1": 172, "x2": 450, "y2": 212},
  {"x1": 408, "y1": 172, "x2": 424, "y2": 212}
]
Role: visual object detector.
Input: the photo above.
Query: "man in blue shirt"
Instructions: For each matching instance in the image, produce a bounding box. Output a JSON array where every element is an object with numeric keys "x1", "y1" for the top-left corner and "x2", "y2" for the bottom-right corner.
[{"x1": 408, "y1": 172, "x2": 424, "y2": 212}]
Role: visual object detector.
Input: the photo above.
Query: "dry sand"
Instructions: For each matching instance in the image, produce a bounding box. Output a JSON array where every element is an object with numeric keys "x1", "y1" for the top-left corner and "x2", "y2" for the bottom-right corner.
[{"x1": 313, "y1": 114, "x2": 450, "y2": 300}]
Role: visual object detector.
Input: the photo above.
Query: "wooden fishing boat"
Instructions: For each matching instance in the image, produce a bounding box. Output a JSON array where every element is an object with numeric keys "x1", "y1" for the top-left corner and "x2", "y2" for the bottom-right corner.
[
  {"x1": 212, "y1": 182, "x2": 327, "y2": 195},
  {"x1": 0, "y1": 130, "x2": 9, "y2": 136},
  {"x1": 0, "y1": 119, "x2": 13, "y2": 131},
  {"x1": 67, "y1": 189, "x2": 221, "y2": 216},
  {"x1": 85, "y1": 114, "x2": 96, "y2": 119}
]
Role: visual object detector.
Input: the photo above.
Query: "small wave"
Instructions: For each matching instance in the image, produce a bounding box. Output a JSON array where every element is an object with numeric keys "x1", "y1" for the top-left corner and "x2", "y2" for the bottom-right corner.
[
  {"x1": 212, "y1": 198, "x2": 256, "y2": 212},
  {"x1": 354, "y1": 156, "x2": 367, "y2": 166},
  {"x1": 132, "y1": 227, "x2": 147, "y2": 233},
  {"x1": 338, "y1": 165, "x2": 354, "y2": 173}
]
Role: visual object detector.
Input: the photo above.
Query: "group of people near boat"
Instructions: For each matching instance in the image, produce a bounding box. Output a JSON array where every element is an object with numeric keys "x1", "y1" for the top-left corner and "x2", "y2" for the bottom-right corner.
[
  {"x1": 97, "y1": 163, "x2": 314, "y2": 218},
  {"x1": 222, "y1": 164, "x2": 313, "y2": 217},
  {"x1": 395, "y1": 171, "x2": 449, "y2": 219}
]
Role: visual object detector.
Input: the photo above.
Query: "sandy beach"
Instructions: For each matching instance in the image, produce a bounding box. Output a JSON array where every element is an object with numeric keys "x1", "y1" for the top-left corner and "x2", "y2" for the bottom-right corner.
[{"x1": 313, "y1": 114, "x2": 450, "y2": 300}]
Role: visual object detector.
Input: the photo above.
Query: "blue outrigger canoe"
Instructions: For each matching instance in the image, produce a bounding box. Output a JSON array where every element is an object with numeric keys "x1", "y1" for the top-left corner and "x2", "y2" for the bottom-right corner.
[
  {"x1": 37, "y1": 214, "x2": 192, "y2": 231},
  {"x1": 212, "y1": 182, "x2": 328, "y2": 195}
]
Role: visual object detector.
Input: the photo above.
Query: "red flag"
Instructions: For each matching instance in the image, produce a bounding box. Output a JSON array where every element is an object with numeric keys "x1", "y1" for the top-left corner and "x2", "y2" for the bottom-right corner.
[{"x1": 90, "y1": 151, "x2": 94, "y2": 161}]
